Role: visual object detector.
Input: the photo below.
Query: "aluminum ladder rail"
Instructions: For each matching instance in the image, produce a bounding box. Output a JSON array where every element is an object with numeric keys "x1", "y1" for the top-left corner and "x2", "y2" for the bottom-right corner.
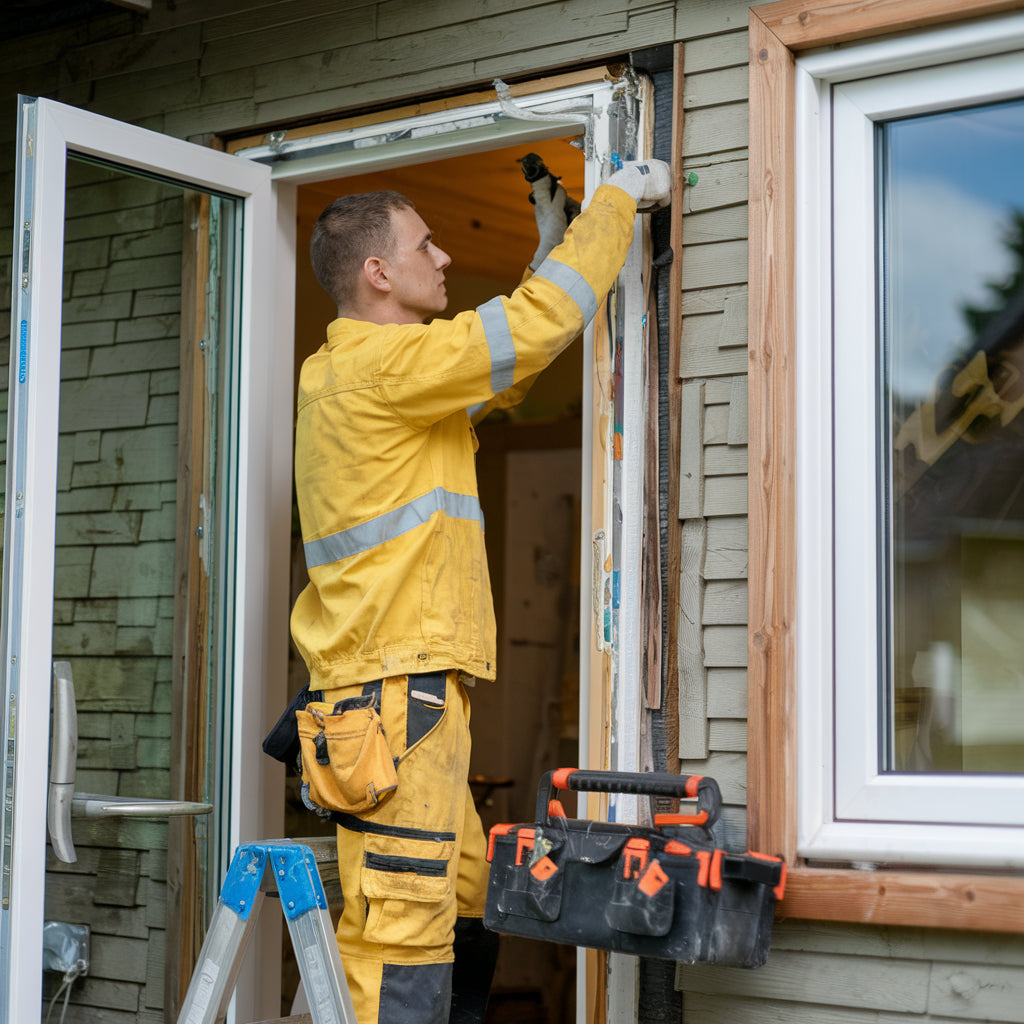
[{"x1": 177, "y1": 840, "x2": 355, "y2": 1024}]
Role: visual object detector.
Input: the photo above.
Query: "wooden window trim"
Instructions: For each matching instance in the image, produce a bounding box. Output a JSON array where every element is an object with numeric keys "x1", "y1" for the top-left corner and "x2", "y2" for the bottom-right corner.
[{"x1": 747, "y1": 0, "x2": 1024, "y2": 933}]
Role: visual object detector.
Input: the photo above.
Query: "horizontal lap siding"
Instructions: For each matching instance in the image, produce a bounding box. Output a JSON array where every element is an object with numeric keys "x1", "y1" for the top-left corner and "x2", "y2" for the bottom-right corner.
[
  {"x1": 675, "y1": 28, "x2": 750, "y2": 863},
  {"x1": 0, "y1": 0, "x2": 687, "y2": 146},
  {"x1": 679, "y1": 921, "x2": 1024, "y2": 1024}
]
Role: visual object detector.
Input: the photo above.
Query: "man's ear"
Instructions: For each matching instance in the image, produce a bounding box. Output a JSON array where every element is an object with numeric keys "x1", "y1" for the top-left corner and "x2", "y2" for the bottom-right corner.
[{"x1": 363, "y1": 256, "x2": 392, "y2": 294}]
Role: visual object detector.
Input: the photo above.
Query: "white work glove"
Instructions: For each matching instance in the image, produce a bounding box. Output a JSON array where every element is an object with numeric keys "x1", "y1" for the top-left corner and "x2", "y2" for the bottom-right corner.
[
  {"x1": 607, "y1": 159, "x2": 672, "y2": 209},
  {"x1": 529, "y1": 177, "x2": 569, "y2": 270}
]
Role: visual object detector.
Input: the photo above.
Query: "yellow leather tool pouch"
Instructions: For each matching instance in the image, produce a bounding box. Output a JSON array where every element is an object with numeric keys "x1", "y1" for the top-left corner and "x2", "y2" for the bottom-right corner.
[{"x1": 296, "y1": 694, "x2": 398, "y2": 814}]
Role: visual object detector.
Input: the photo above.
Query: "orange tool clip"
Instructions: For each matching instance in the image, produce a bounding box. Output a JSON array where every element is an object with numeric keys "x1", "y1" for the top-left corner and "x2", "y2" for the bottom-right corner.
[
  {"x1": 775, "y1": 861, "x2": 788, "y2": 901},
  {"x1": 530, "y1": 856, "x2": 559, "y2": 881},
  {"x1": 486, "y1": 823, "x2": 515, "y2": 863},
  {"x1": 695, "y1": 849, "x2": 712, "y2": 887},
  {"x1": 515, "y1": 829, "x2": 536, "y2": 867},
  {"x1": 638, "y1": 859, "x2": 669, "y2": 898},
  {"x1": 748, "y1": 850, "x2": 788, "y2": 901},
  {"x1": 709, "y1": 849, "x2": 723, "y2": 891},
  {"x1": 547, "y1": 799, "x2": 567, "y2": 818},
  {"x1": 622, "y1": 837, "x2": 650, "y2": 879}
]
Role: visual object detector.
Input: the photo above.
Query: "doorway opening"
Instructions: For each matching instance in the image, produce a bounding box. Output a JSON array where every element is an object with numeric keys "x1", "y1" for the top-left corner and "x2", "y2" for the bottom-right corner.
[{"x1": 283, "y1": 137, "x2": 587, "y2": 1022}]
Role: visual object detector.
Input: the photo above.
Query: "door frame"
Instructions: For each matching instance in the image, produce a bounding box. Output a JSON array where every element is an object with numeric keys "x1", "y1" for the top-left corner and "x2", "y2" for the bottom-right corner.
[
  {"x1": 238, "y1": 73, "x2": 650, "y2": 781},
  {"x1": 1, "y1": 96, "x2": 287, "y2": 1024},
  {"x1": 236, "y1": 72, "x2": 653, "y2": 1023}
]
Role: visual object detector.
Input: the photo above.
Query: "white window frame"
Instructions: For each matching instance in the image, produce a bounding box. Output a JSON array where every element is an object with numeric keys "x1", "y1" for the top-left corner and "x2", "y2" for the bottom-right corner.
[{"x1": 796, "y1": 14, "x2": 1024, "y2": 868}]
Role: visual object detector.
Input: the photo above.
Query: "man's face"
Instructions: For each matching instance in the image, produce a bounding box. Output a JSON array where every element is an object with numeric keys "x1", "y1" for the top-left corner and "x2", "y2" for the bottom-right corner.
[{"x1": 382, "y1": 205, "x2": 451, "y2": 323}]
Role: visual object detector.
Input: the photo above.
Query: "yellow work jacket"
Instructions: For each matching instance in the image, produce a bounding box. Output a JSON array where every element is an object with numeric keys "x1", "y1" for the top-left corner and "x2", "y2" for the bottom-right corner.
[{"x1": 291, "y1": 183, "x2": 636, "y2": 689}]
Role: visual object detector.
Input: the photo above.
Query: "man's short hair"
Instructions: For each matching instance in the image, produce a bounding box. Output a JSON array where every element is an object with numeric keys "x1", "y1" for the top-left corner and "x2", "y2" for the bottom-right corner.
[{"x1": 310, "y1": 190, "x2": 416, "y2": 311}]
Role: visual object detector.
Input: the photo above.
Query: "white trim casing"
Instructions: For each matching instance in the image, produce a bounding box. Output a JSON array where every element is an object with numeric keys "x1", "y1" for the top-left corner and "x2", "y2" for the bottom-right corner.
[{"x1": 796, "y1": 19, "x2": 1024, "y2": 869}]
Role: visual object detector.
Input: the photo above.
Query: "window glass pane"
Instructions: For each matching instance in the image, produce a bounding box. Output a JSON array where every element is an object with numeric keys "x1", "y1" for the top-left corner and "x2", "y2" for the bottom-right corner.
[
  {"x1": 30, "y1": 155, "x2": 238, "y2": 1023},
  {"x1": 882, "y1": 97, "x2": 1024, "y2": 774}
]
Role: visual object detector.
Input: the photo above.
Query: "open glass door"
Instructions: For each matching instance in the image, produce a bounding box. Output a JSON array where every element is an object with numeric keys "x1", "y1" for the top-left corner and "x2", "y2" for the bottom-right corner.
[{"x1": 0, "y1": 97, "x2": 281, "y2": 1024}]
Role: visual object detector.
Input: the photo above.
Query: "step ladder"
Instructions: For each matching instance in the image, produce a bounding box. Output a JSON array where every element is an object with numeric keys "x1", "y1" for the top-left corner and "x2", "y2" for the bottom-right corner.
[{"x1": 177, "y1": 840, "x2": 356, "y2": 1024}]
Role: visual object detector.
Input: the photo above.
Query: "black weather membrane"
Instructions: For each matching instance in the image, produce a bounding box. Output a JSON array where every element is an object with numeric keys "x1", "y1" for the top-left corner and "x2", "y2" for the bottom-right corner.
[
  {"x1": 629, "y1": 45, "x2": 675, "y2": 780},
  {"x1": 630, "y1": 43, "x2": 684, "y2": 1024}
]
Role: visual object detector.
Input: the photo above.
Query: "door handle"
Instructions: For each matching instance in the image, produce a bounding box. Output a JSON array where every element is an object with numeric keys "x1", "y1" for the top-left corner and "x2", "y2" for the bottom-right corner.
[
  {"x1": 48, "y1": 663, "x2": 78, "y2": 864},
  {"x1": 70, "y1": 794, "x2": 213, "y2": 818},
  {"x1": 48, "y1": 662, "x2": 213, "y2": 864}
]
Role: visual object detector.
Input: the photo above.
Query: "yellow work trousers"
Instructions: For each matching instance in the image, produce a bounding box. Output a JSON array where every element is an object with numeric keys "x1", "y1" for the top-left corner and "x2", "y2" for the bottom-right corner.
[{"x1": 324, "y1": 671, "x2": 494, "y2": 1024}]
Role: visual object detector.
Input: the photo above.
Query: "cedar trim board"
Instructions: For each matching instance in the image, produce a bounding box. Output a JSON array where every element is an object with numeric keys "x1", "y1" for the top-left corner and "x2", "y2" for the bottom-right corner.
[
  {"x1": 747, "y1": 4, "x2": 798, "y2": 872},
  {"x1": 224, "y1": 67, "x2": 611, "y2": 154},
  {"x1": 747, "y1": 0, "x2": 1024, "y2": 933},
  {"x1": 756, "y1": 0, "x2": 1023, "y2": 50},
  {"x1": 780, "y1": 869, "x2": 1024, "y2": 935}
]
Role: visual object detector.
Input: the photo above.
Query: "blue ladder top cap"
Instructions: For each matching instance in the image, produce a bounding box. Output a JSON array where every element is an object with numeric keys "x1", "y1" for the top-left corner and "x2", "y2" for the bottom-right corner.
[{"x1": 219, "y1": 841, "x2": 328, "y2": 922}]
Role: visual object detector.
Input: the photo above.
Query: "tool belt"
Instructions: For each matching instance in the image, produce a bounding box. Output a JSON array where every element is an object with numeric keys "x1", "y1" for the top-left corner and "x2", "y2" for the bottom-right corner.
[
  {"x1": 262, "y1": 685, "x2": 398, "y2": 815},
  {"x1": 484, "y1": 768, "x2": 786, "y2": 967},
  {"x1": 295, "y1": 694, "x2": 398, "y2": 815}
]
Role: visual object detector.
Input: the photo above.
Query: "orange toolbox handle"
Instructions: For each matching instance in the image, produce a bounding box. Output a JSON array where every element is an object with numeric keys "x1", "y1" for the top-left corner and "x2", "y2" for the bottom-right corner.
[{"x1": 537, "y1": 768, "x2": 721, "y2": 828}]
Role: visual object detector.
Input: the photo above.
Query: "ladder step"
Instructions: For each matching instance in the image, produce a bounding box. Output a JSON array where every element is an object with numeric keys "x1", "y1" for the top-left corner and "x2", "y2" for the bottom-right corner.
[{"x1": 177, "y1": 841, "x2": 355, "y2": 1024}]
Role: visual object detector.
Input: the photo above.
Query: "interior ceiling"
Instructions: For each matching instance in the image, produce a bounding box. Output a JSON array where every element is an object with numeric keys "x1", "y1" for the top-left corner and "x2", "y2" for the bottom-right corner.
[{"x1": 297, "y1": 135, "x2": 587, "y2": 287}]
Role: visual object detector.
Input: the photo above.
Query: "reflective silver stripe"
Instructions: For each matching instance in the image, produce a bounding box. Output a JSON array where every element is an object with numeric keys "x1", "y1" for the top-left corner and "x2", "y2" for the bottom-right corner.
[
  {"x1": 477, "y1": 295, "x2": 516, "y2": 395},
  {"x1": 466, "y1": 402, "x2": 485, "y2": 420},
  {"x1": 534, "y1": 257, "x2": 599, "y2": 327},
  {"x1": 304, "y1": 487, "x2": 483, "y2": 568}
]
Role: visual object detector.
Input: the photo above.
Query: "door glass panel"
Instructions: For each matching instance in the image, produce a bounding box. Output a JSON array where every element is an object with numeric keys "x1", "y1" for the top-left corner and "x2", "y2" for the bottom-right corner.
[
  {"x1": 37, "y1": 156, "x2": 234, "y2": 1023},
  {"x1": 882, "y1": 97, "x2": 1024, "y2": 774}
]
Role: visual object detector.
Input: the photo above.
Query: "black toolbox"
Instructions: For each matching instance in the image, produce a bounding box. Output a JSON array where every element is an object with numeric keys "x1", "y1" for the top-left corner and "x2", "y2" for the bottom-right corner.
[{"x1": 483, "y1": 768, "x2": 785, "y2": 967}]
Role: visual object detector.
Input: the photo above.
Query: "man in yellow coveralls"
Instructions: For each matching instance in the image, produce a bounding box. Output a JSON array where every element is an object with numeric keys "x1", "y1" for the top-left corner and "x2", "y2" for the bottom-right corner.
[{"x1": 290, "y1": 156, "x2": 672, "y2": 1023}]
